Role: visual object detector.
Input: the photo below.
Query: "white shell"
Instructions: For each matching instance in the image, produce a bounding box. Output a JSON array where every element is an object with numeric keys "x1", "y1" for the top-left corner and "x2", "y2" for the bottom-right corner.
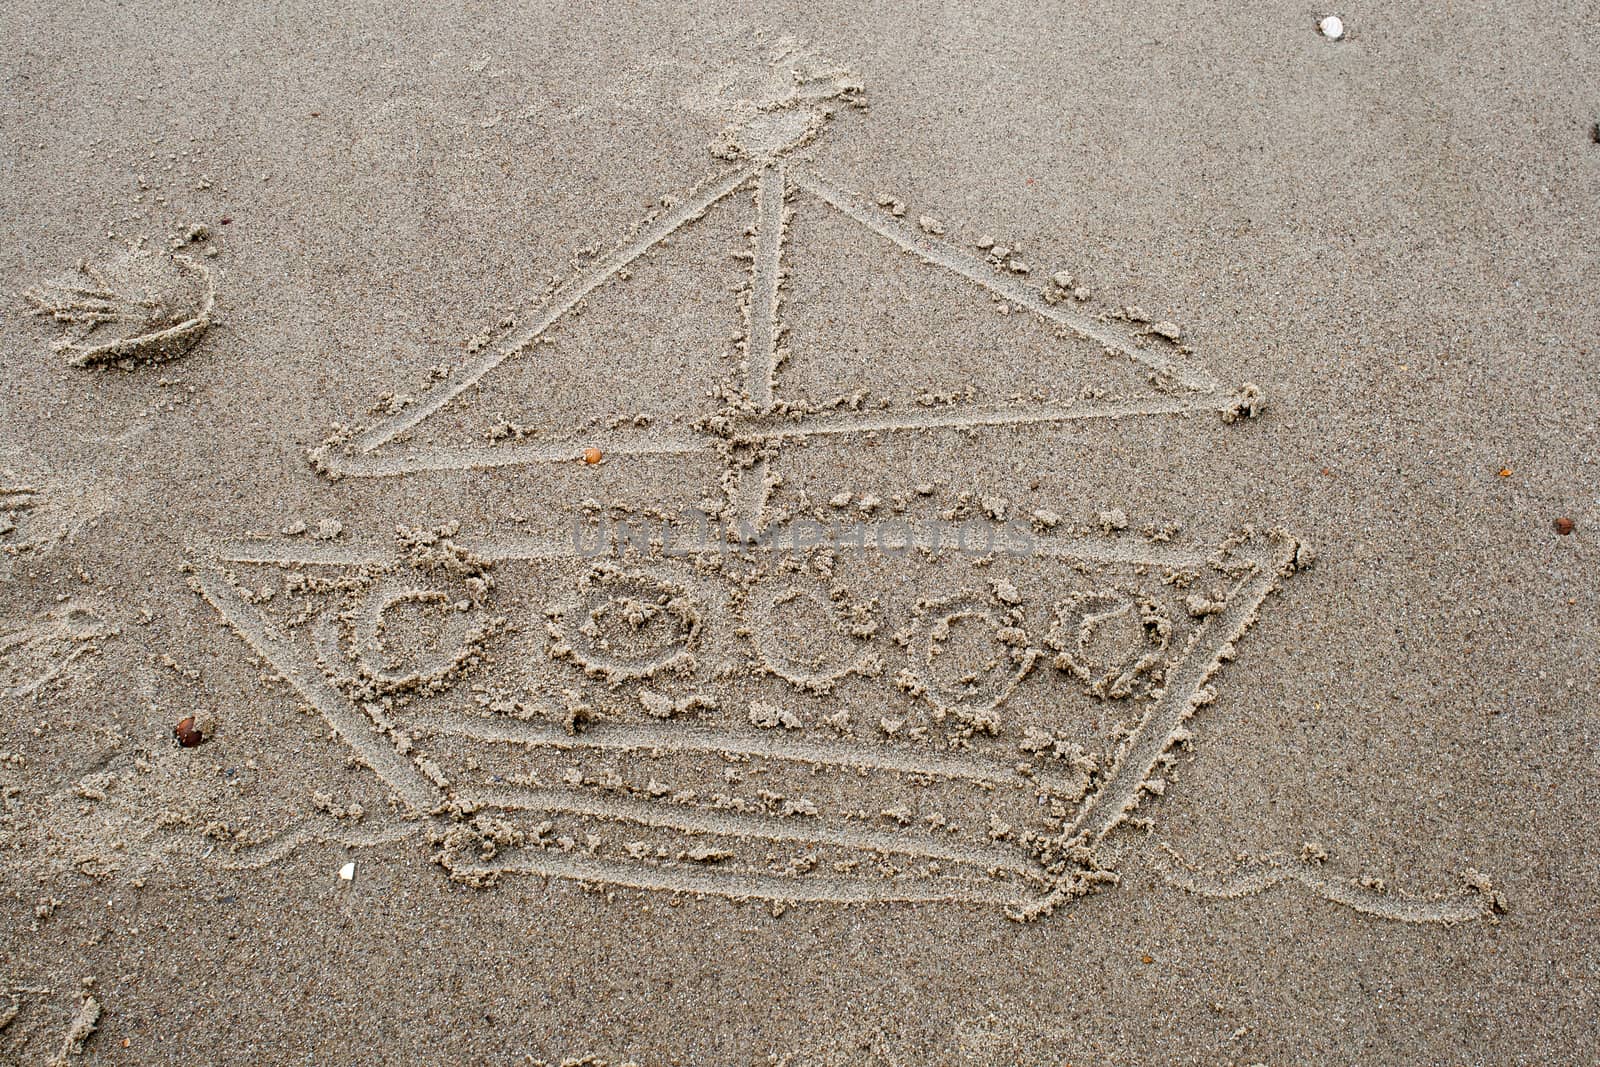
[{"x1": 1319, "y1": 15, "x2": 1346, "y2": 39}]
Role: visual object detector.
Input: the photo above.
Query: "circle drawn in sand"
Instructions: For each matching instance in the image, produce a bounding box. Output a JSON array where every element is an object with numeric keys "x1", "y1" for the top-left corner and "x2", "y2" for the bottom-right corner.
[
  {"x1": 550, "y1": 566, "x2": 704, "y2": 684},
  {"x1": 910, "y1": 590, "x2": 1037, "y2": 718},
  {"x1": 309, "y1": 572, "x2": 500, "y2": 696},
  {"x1": 747, "y1": 582, "x2": 880, "y2": 692},
  {"x1": 351, "y1": 582, "x2": 490, "y2": 693},
  {"x1": 1045, "y1": 592, "x2": 1170, "y2": 700}
]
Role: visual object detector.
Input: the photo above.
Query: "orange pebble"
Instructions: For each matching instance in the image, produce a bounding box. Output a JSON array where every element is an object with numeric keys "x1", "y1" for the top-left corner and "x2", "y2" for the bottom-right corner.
[
  {"x1": 174, "y1": 715, "x2": 204, "y2": 747},
  {"x1": 583, "y1": 447, "x2": 603, "y2": 465}
]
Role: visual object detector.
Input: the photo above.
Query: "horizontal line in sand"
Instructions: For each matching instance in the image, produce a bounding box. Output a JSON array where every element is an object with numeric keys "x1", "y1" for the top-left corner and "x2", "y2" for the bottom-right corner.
[
  {"x1": 323, "y1": 394, "x2": 1225, "y2": 479},
  {"x1": 466, "y1": 787, "x2": 1032, "y2": 874},
  {"x1": 217, "y1": 822, "x2": 427, "y2": 870},
  {"x1": 416, "y1": 713, "x2": 1040, "y2": 788},
  {"x1": 731, "y1": 394, "x2": 1217, "y2": 438},
  {"x1": 446, "y1": 847, "x2": 1033, "y2": 907},
  {"x1": 322, "y1": 433, "x2": 710, "y2": 478},
  {"x1": 213, "y1": 532, "x2": 1202, "y2": 568}
]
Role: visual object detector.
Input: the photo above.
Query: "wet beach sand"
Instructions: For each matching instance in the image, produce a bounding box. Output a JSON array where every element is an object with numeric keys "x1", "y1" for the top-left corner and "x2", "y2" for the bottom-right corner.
[{"x1": 1, "y1": 3, "x2": 1596, "y2": 1063}]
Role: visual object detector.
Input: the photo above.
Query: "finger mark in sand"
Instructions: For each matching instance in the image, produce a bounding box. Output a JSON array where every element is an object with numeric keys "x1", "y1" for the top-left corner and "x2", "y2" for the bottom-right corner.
[
  {"x1": 25, "y1": 249, "x2": 214, "y2": 369},
  {"x1": 46, "y1": 992, "x2": 100, "y2": 1067}
]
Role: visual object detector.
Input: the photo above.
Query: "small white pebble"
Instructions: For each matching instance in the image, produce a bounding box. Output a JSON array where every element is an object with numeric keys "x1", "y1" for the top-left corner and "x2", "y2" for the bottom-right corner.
[
  {"x1": 1318, "y1": 15, "x2": 1345, "y2": 40},
  {"x1": 338, "y1": 861, "x2": 355, "y2": 881}
]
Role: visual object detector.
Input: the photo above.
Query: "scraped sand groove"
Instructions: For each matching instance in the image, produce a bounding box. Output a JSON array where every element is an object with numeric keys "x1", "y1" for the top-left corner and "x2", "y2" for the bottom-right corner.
[{"x1": 173, "y1": 62, "x2": 1502, "y2": 925}]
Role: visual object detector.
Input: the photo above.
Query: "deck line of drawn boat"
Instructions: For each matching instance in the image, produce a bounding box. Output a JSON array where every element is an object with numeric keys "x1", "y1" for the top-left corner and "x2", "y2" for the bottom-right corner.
[
  {"x1": 466, "y1": 787, "x2": 1035, "y2": 874},
  {"x1": 414, "y1": 712, "x2": 1069, "y2": 791},
  {"x1": 212, "y1": 531, "x2": 1205, "y2": 568},
  {"x1": 443, "y1": 846, "x2": 1036, "y2": 907},
  {"x1": 317, "y1": 391, "x2": 1234, "y2": 480}
]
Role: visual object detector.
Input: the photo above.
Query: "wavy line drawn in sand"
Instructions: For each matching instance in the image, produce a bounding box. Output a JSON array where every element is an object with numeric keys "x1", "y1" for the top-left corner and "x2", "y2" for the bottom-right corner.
[
  {"x1": 193, "y1": 57, "x2": 1497, "y2": 924},
  {"x1": 308, "y1": 61, "x2": 1261, "y2": 542},
  {"x1": 24, "y1": 248, "x2": 214, "y2": 369},
  {"x1": 1157, "y1": 844, "x2": 1506, "y2": 925}
]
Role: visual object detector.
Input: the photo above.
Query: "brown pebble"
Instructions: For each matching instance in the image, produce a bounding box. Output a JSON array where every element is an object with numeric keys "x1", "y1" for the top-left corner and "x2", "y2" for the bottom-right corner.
[
  {"x1": 174, "y1": 715, "x2": 204, "y2": 747},
  {"x1": 1553, "y1": 516, "x2": 1575, "y2": 535}
]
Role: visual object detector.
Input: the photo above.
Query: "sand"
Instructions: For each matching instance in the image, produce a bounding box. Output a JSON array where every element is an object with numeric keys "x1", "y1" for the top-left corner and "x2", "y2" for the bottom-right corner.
[{"x1": 2, "y1": 3, "x2": 1597, "y2": 1063}]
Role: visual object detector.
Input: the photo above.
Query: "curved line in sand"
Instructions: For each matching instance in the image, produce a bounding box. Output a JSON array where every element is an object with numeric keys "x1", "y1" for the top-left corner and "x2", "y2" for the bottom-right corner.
[
  {"x1": 1161, "y1": 854, "x2": 1492, "y2": 925},
  {"x1": 443, "y1": 846, "x2": 1035, "y2": 907}
]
